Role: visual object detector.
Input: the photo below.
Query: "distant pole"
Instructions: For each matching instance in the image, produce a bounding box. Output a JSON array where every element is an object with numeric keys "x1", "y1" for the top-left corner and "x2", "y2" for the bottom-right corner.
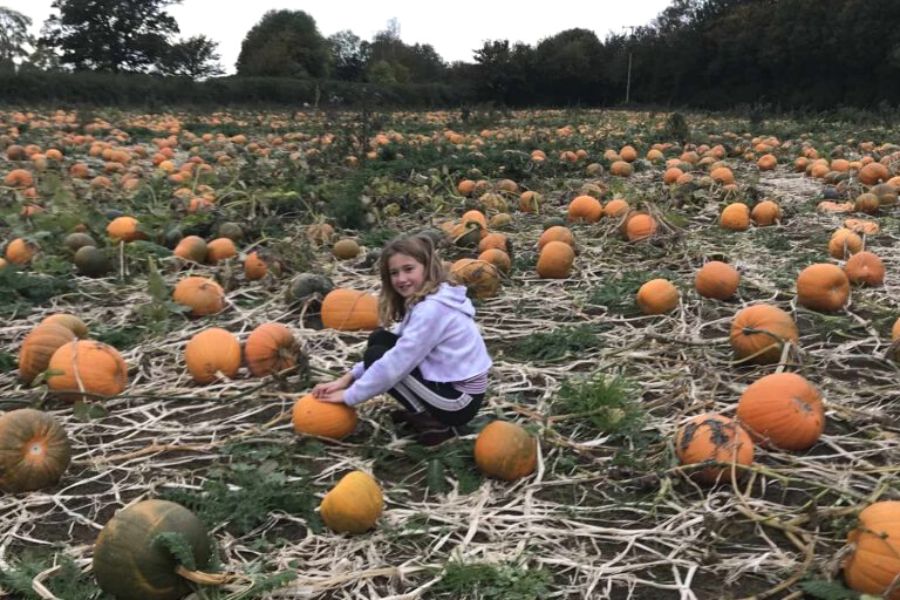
[{"x1": 624, "y1": 26, "x2": 635, "y2": 105}]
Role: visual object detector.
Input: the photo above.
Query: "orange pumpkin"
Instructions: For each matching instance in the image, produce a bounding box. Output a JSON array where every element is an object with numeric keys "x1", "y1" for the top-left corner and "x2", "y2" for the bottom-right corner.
[
  {"x1": 478, "y1": 248, "x2": 511, "y2": 273},
  {"x1": 796, "y1": 263, "x2": 850, "y2": 312},
  {"x1": 536, "y1": 241, "x2": 575, "y2": 279},
  {"x1": 106, "y1": 216, "x2": 145, "y2": 242},
  {"x1": 173, "y1": 276, "x2": 226, "y2": 317},
  {"x1": 173, "y1": 235, "x2": 208, "y2": 263},
  {"x1": 243, "y1": 251, "x2": 268, "y2": 280},
  {"x1": 18, "y1": 323, "x2": 77, "y2": 385},
  {"x1": 5, "y1": 238, "x2": 38, "y2": 265},
  {"x1": 40, "y1": 314, "x2": 89, "y2": 338},
  {"x1": 663, "y1": 167, "x2": 684, "y2": 185},
  {"x1": 321, "y1": 289, "x2": 379, "y2": 330},
  {"x1": 750, "y1": 200, "x2": 781, "y2": 226},
  {"x1": 854, "y1": 192, "x2": 880, "y2": 214},
  {"x1": 245, "y1": 323, "x2": 302, "y2": 377},
  {"x1": 844, "y1": 251, "x2": 885, "y2": 286},
  {"x1": 206, "y1": 237, "x2": 237, "y2": 263},
  {"x1": 46, "y1": 340, "x2": 128, "y2": 402},
  {"x1": 720, "y1": 203, "x2": 750, "y2": 231},
  {"x1": 450, "y1": 259, "x2": 501, "y2": 299},
  {"x1": 567, "y1": 195, "x2": 603, "y2": 223},
  {"x1": 610, "y1": 161, "x2": 633, "y2": 177},
  {"x1": 478, "y1": 232, "x2": 508, "y2": 254},
  {"x1": 538, "y1": 226, "x2": 575, "y2": 250},
  {"x1": 461, "y1": 209, "x2": 488, "y2": 229},
  {"x1": 710, "y1": 166, "x2": 735, "y2": 185},
  {"x1": 519, "y1": 190, "x2": 542, "y2": 213},
  {"x1": 756, "y1": 154, "x2": 777, "y2": 171},
  {"x1": 474, "y1": 420, "x2": 537, "y2": 481},
  {"x1": 843, "y1": 218, "x2": 879, "y2": 236},
  {"x1": 843, "y1": 501, "x2": 900, "y2": 598},
  {"x1": 730, "y1": 304, "x2": 799, "y2": 364},
  {"x1": 292, "y1": 393, "x2": 357, "y2": 440},
  {"x1": 674, "y1": 414, "x2": 753, "y2": 484},
  {"x1": 737, "y1": 373, "x2": 825, "y2": 450},
  {"x1": 695, "y1": 261, "x2": 740, "y2": 300},
  {"x1": 3, "y1": 168, "x2": 33, "y2": 188},
  {"x1": 622, "y1": 212, "x2": 658, "y2": 242},
  {"x1": 858, "y1": 162, "x2": 889, "y2": 185},
  {"x1": 0, "y1": 408, "x2": 71, "y2": 493},
  {"x1": 457, "y1": 179, "x2": 476, "y2": 196},
  {"x1": 184, "y1": 328, "x2": 241, "y2": 384},
  {"x1": 828, "y1": 228, "x2": 863, "y2": 259},
  {"x1": 603, "y1": 198, "x2": 630, "y2": 217},
  {"x1": 637, "y1": 279, "x2": 679, "y2": 315},
  {"x1": 619, "y1": 145, "x2": 637, "y2": 162}
]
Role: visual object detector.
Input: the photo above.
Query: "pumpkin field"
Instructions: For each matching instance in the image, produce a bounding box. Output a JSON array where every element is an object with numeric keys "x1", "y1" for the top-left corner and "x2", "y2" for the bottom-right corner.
[{"x1": 1, "y1": 107, "x2": 899, "y2": 599}]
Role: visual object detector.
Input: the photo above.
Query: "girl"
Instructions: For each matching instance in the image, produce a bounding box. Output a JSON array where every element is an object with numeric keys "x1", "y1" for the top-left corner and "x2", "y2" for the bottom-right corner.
[{"x1": 312, "y1": 233, "x2": 492, "y2": 445}]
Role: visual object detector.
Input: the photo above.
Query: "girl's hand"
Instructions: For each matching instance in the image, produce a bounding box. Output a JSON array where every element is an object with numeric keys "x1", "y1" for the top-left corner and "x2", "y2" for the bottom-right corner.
[
  {"x1": 318, "y1": 389, "x2": 346, "y2": 404},
  {"x1": 311, "y1": 374, "x2": 352, "y2": 398}
]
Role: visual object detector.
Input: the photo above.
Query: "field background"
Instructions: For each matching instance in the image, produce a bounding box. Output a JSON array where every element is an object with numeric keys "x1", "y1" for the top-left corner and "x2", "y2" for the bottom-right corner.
[{"x1": 1, "y1": 107, "x2": 898, "y2": 599}]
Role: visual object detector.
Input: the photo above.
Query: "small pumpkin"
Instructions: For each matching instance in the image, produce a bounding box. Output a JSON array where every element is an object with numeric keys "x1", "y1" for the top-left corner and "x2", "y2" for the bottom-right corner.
[
  {"x1": 518, "y1": 190, "x2": 541, "y2": 213},
  {"x1": 206, "y1": 237, "x2": 237, "y2": 264},
  {"x1": 844, "y1": 251, "x2": 885, "y2": 286},
  {"x1": 621, "y1": 212, "x2": 658, "y2": 242},
  {"x1": 18, "y1": 323, "x2": 77, "y2": 385},
  {"x1": 333, "y1": 238, "x2": 361, "y2": 260},
  {"x1": 245, "y1": 323, "x2": 302, "y2": 377},
  {"x1": 729, "y1": 304, "x2": 799, "y2": 364},
  {"x1": 796, "y1": 263, "x2": 850, "y2": 312},
  {"x1": 538, "y1": 225, "x2": 575, "y2": 250},
  {"x1": 286, "y1": 273, "x2": 334, "y2": 304},
  {"x1": 173, "y1": 235, "x2": 208, "y2": 263},
  {"x1": 567, "y1": 195, "x2": 603, "y2": 223},
  {"x1": 736, "y1": 372, "x2": 825, "y2": 451},
  {"x1": 474, "y1": 420, "x2": 537, "y2": 481},
  {"x1": 843, "y1": 501, "x2": 900, "y2": 599},
  {"x1": 450, "y1": 259, "x2": 501, "y2": 299},
  {"x1": 695, "y1": 261, "x2": 740, "y2": 300},
  {"x1": 5, "y1": 237, "x2": 38, "y2": 265},
  {"x1": 93, "y1": 500, "x2": 214, "y2": 600},
  {"x1": 603, "y1": 198, "x2": 630, "y2": 217},
  {"x1": 478, "y1": 232, "x2": 509, "y2": 254},
  {"x1": 173, "y1": 276, "x2": 225, "y2": 317},
  {"x1": 536, "y1": 241, "x2": 575, "y2": 279},
  {"x1": 63, "y1": 232, "x2": 97, "y2": 254},
  {"x1": 609, "y1": 160, "x2": 633, "y2": 177},
  {"x1": 40, "y1": 314, "x2": 88, "y2": 338},
  {"x1": 320, "y1": 470, "x2": 383, "y2": 534},
  {"x1": 750, "y1": 200, "x2": 781, "y2": 226},
  {"x1": 854, "y1": 192, "x2": 880, "y2": 214},
  {"x1": 292, "y1": 393, "x2": 357, "y2": 439},
  {"x1": 720, "y1": 202, "x2": 750, "y2": 231},
  {"x1": 674, "y1": 414, "x2": 753, "y2": 484},
  {"x1": 106, "y1": 216, "x2": 145, "y2": 242},
  {"x1": 710, "y1": 166, "x2": 735, "y2": 185},
  {"x1": 858, "y1": 162, "x2": 889, "y2": 185},
  {"x1": 184, "y1": 328, "x2": 241, "y2": 384},
  {"x1": 636, "y1": 279, "x2": 679, "y2": 315},
  {"x1": 74, "y1": 245, "x2": 112, "y2": 277},
  {"x1": 46, "y1": 340, "x2": 128, "y2": 402},
  {"x1": 478, "y1": 248, "x2": 511, "y2": 273},
  {"x1": 321, "y1": 288, "x2": 379, "y2": 330},
  {"x1": 0, "y1": 408, "x2": 72, "y2": 493},
  {"x1": 306, "y1": 223, "x2": 335, "y2": 245},
  {"x1": 828, "y1": 228, "x2": 863, "y2": 259},
  {"x1": 243, "y1": 250, "x2": 268, "y2": 280}
]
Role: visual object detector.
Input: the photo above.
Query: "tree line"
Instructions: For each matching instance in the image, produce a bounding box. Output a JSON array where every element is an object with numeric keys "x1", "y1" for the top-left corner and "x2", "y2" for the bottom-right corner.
[{"x1": 1, "y1": 0, "x2": 899, "y2": 109}]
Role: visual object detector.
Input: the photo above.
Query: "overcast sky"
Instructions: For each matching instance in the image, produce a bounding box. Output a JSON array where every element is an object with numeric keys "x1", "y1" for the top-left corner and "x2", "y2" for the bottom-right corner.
[{"x1": 4, "y1": 1, "x2": 673, "y2": 73}]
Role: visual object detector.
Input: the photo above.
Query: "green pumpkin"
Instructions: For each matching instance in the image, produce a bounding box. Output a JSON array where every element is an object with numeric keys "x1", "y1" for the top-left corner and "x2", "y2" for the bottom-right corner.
[
  {"x1": 93, "y1": 500, "x2": 213, "y2": 600},
  {"x1": 64, "y1": 232, "x2": 97, "y2": 254},
  {"x1": 286, "y1": 273, "x2": 334, "y2": 304},
  {"x1": 542, "y1": 217, "x2": 567, "y2": 230},
  {"x1": 217, "y1": 222, "x2": 243, "y2": 242},
  {"x1": 73, "y1": 246, "x2": 111, "y2": 277}
]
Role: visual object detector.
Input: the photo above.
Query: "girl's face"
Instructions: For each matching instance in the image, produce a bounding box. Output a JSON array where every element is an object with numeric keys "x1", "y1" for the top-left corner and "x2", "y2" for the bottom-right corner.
[{"x1": 388, "y1": 252, "x2": 426, "y2": 298}]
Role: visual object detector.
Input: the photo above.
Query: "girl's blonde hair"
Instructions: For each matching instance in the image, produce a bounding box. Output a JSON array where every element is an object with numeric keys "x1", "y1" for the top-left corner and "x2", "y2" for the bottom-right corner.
[{"x1": 378, "y1": 233, "x2": 448, "y2": 324}]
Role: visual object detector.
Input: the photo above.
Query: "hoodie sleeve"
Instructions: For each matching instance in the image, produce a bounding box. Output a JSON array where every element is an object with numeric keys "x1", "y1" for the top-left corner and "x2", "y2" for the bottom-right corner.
[{"x1": 343, "y1": 301, "x2": 446, "y2": 406}]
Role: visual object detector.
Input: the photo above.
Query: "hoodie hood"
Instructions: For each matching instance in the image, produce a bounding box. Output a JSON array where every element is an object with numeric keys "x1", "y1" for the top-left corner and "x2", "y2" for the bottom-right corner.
[{"x1": 423, "y1": 282, "x2": 475, "y2": 317}]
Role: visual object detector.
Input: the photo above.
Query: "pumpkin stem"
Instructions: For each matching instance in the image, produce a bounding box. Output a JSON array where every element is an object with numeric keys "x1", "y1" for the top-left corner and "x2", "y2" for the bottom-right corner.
[{"x1": 175, "y1": 565, "x2": 234, "y2": 586}]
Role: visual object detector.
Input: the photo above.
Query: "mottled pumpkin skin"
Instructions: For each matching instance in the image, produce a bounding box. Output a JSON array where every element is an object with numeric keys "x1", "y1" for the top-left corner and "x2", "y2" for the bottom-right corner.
[
  {"x1": 450, "y1": 259, "x2": 501, "y2": 299},
  {"x1": 292, "y1": 394, "x2": 357, "y2": 440},
  {"x1": 844, "y1": 501, "x2": 900, "y2": 598},
  {"x1": 0, "y1": 408, "x2": 71, "y2": 493},
  {"x1": 675, "y1": 414, "x2": 754, "y2": 484},
  {"x1": 93, "y1": 500, "x2": 212, "y2": 600},
  {"x1": 737, "y1": 373, "x2": 825, "y2": 451},
  {"x1": 729, "y1": 304, "x2": 799, "y2": 364},
  {"x1": 39, "y1": 314, "x2": 88, "y2": 338},
  {"x1": 474, "y1": 420, "x2": 537, "y2": 481},
  {"x1": 18, "y1": 323, "x2": 76, "y2": 385},
  {"x1": 321, "y1": 289, "x2": 379, "y2": 331},
  {"x1": 172, "y1": 276, "x2": 225, "y2": 317},
  {"x1": 245, "y1": 323, "x2": 301, "y2": 377},
  {"x1": 320, "y1": 471, "x2": 383, "y2": 534},
  {"x1": 46, "y1": 340, "x2": 128, "y2": 402}
]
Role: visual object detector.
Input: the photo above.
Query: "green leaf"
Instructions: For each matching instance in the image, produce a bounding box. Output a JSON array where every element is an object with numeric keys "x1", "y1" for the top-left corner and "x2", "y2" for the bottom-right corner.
[
  {"x1": 146, "y1": 257, "x2": 168, "y2": 302},
  {"x1": 152, "y1": 532, "x2": 198, "y2": 570},
  {"x1": 799, "y1": 579, "x2": 859, "y2": 600},
  {"x1": 73, "y1": 401, "x2": 108, "y2": 422},
  {"x1": 426, "y1": 458, "x2": 449, "y2": 494}
]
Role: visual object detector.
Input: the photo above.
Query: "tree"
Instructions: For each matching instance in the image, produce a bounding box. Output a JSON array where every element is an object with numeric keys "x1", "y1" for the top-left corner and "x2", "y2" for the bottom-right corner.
[
  {"x1": 236, "y1": 10, "x2": 329, "y2": 78},
  {"x1": 158, "y1": 35, "x2": 223, "y2": 79},
  {"x1": 41, "y1": 0, "x2": 179, "y2": 72},
  {"x1": 0, "y1": 7, "x2": 35, "y2": 70},
  {"x1": 364, "y1": 19, "x2": 446, "y2": 83},
  {"x1": 328, "y1": 30, "x2": 367, "y2": 81}
]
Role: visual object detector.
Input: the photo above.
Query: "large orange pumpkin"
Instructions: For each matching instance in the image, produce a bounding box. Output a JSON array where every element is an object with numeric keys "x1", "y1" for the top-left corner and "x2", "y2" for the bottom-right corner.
[
  {"x1": 695, "y1": 261, "x2": 740, "y2": 300},
  {"x1": 184, "y1": 328, "x2": 241, "y2": 384},
  {"x1": 720, "y1": 203, "x2": 750, "y2": 231},
  {"x1": 173, "y1": 276, "x2": 226, "y2": 317},
  {"x1": 319, "y1": 470, "x2": 383, "y2": 534},
  {"x1": 674, "y1": 414, "x2": 753, "y2": 484},
  {"x1": 828, "y1": 228, "x2": 863, "y2": 259},
  {"x1": 46, "y1": 340, "x2": 128, "y2": 402},
  {"x1": 18, "y1": 323, "x2": 77, "y2": 385},
  {"x1": 538, "y1": 226, "x2": 575, "y2": 250},
  {"x1": 843, "y1": 501, "x2": 900, "y2": 598},
  {"x1": 796, "y1": 263, "x2": 850, "y2": 312},
  {"x1": 622, "y1": 212, "x2": 658, "y2": 241},
  {"x1": 567, "y1": 195, "x2": 603, "y2": 223},
  {"x1": 292, "y1": 393, "x2": 357, "y2": 440},
  {"x1": 474, "y1": 420, "x2": 537, "y2": 481},
  {"x1": 536, "y1": 241, "x2": 575, "y2": 279},
  {"x1": 729, "y1": 304, "x2": 799, "y2": 364},
  {"x1": 321, "y1": 289, "x2": 379, "y2": 331},
  {"x1": 844, "y1": 251, "x2": 885, "y2": 286},
  {"x1": 750, "y1": 200, "x2": 781, "y2": 226},
  {"x1": 636, "y1": 279, "x2": 679, "y2": 315},
  {"x1": 737, "y1": 373, "x2": 825, "y2": 450},
  {"x1": 858, "y1": 162, "x2": 890, "y2": 185},
  {"x1": 0, "y1": 408, "x2": 72, "y2": 493},
  {"x1": 245, "y1": 323, "x2": 302, "y2": 377}
]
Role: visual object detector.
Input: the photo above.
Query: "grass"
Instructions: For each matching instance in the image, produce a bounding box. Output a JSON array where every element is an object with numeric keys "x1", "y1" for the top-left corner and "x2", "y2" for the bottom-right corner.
[
  {"x1": 0, "y1": 550, "x2": 104, "y2": 600},
  {"x1": 554, "y1": 373, "x2": 643, "y2": 440},
  {"x1": 432, "y1": 560, "x2": 551, "y2": 599},
  {"x1": 506, "y1": 324, "x2": 603, "y2": 362}
]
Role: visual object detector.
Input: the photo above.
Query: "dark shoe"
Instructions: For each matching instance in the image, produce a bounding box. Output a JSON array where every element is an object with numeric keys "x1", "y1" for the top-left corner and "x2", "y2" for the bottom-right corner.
[
  {"x1": 390, "y1": 409, "x2": 415, "y2": 425},
  {"x1": 405, "y1": 411, "x2": 444, "y2": 430},
  {"x1": 415, "y1": 427, "x2": 456, "y2": 447}
]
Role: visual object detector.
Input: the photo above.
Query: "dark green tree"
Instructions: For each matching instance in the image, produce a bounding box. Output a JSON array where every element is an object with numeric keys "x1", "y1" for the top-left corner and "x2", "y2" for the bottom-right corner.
[
  {"x1": 41, "y1": 0, "x2": 179, "y2": 72},
  {"x1": 327, "y1": 30, "x2": 367, "y2": 81},
  {"x1": 236, "y1": 10, "x2": 329, "y2": 78},
  {"x1": 158, "y1": 35, "x2": 223, "y2": 79},
  {"x1": 0, "y1": 7, "x2": 34, "y2": 70}
]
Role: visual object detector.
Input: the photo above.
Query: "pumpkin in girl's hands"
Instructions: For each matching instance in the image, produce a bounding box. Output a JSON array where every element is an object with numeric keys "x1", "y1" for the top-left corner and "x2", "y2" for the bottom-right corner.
[
  {"x1": 46, "y1": 340, "x2": 128, "y2": 402},
  {"x1": 843, "y1": 501, "x2": 900, "y2": 599},
  {"x1": 292, "y1": 394, "x2": 357, "y2": 440},
  {"x1": 245, "y1": 323, "x2": 303, "y2": 377},
  {"x1": 184, "y1": 328, "x2": 241, "y2": 384},
  {"x1": 93, "y1": 500, "x2": 214, "y2": 600},
  {"x1": 674, "y1": 414, "x2": 753, "y2": 484},
  {"x1": 729, "y1": 304, "x2": 799, "y2": 364},
  {"x1": 474, "y1": 420, "x2": 537, "y2": 481},
  {"x1": 736, "y1": 372, "x2": 825, "y2": 450},
  {"x1": 320, "y1": 471, "x2": 383, "y2": 534},
  {"x1": 0, "y1": 408, "x2": 71, "y2": 492}
]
